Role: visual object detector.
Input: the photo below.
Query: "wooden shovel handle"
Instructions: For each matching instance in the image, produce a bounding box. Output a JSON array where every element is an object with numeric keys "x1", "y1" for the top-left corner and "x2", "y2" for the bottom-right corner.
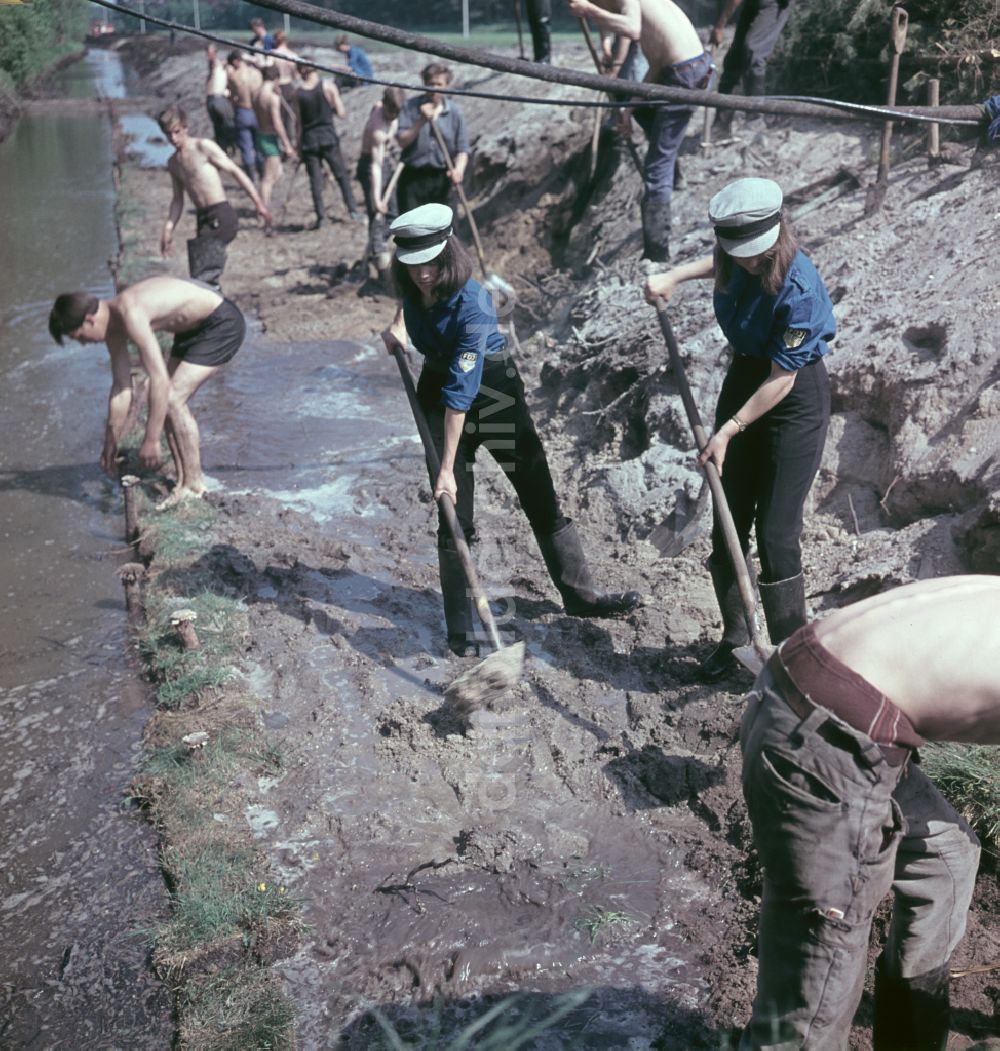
[
  {"x1": 654, "y1": 302, "x2": 770, "y2": 658},
  {"x1": 890, "y1": 5, "x2": 908, "y2": 54},
  {"x1": 390, "y1": 346, "x2": 503, "y2": 652},
  {"x1": 429, "y1": 118, "x2": 489, "y2": 278}
]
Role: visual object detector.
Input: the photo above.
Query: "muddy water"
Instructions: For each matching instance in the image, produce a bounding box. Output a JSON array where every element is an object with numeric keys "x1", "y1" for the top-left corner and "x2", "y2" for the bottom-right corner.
[{"x1": 0, "y1": 52, "x2": 172, "y2": 1046}]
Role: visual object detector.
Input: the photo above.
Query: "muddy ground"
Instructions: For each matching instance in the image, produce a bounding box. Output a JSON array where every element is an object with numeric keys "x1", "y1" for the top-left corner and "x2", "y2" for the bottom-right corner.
[{"x1": 108, "y1": 32, "x2": 999, "y2": 1048}]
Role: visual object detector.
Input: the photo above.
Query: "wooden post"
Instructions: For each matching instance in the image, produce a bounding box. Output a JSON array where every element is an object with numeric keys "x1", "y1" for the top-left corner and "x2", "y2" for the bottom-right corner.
[
  {"x1": 121, "y1": 474, "x2": 141, "y2": 545},
  {"x1": 118, "y1": 563, "x2": 146, "y2": 620},
  {"x1": 928, "y1": 78, "x2": 940, "y2": 161},
  {"x1": 171, "y1": 609, "x2": 201, "y2": 651}
]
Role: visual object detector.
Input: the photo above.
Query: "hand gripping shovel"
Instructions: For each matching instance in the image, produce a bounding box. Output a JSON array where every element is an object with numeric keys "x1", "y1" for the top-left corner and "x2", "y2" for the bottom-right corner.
[
  {"x1": 653, "y1": 301, "x2": 772, "y2": 675},
  {"x1": 390, "y1": 346, "x2": 525, "y2": 710}
]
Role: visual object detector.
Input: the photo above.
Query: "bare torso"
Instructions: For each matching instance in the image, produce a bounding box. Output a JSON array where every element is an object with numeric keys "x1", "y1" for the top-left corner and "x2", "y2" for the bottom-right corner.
[
  {"x1": 588, "y1": 0, "x2": 703, "y2": 79},
  {"x1": 254, "y1": 81, "x2": 281, "y2": 135},
  {"x1": 270, "y1": 47, "x2": 299, "y2": 85},
  {"x1": 110, "y1": 277, "x2": 223, "y2": 340},
  {"x1": 228, "y1": 64, "x2": 261, "y2": 109},
  {"x1": 206, "y1": 57, "x2": 228, "y2": 96},
  {"x1": 167, "y1": 138, "x2": 228, "y2": 209},
  {"x1": 814, "y1": 576, "x2": 1000, "y2": 744},
  {"x1": 360, "y1": 103, "x2": 396, "y2": 158}
]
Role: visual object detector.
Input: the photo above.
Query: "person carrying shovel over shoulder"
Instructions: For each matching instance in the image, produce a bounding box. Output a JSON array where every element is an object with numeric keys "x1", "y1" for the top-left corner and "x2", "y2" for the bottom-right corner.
[
  {"x1": 738, "y1": 573, "x2": 996, "y2": 1051},
  {"x1": 645, "y1": 177, "x2": 834, "y2": 682},
  {"x1": 381, "y1": 204, "x2": 641, "y2": 657}
]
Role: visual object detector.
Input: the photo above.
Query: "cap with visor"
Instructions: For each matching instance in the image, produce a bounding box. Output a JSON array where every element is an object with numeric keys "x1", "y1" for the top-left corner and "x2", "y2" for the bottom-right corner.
[
  {"x1": 709, "y1": 177, "x2": 783, "y2": 258},
  {"x1": 390, "y1": 203, "x2": 454, "y2": 265}
]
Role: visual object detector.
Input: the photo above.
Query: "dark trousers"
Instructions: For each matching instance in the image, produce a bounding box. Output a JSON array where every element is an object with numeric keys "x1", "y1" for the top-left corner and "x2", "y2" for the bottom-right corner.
[
  {"x1": 206, "y1": 95, "x2": 236, "y2": 152},
  {"x1": 711, "y1": 354, "x2": 829, "y2": 583},
  {"x1": 398, "y1": 165, "x2": 452, "y2": 214},
  {"x1": 719, "y1": 0, "x2": 796, "y2": 94},
  {"x1": 234, "y1": 105, "x2": 262, "y2": 179},
  {"x1": 416, "y1": 356, "x2": 563, "y2": 547},
  {"x1": 302, "y1": 139, "x2": 357, "y2": 219}
]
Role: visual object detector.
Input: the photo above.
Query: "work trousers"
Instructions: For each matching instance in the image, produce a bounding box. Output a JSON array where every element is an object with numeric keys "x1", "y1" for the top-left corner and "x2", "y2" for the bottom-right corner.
[
  {"x1": 711, "y1": 354, "x2": 829, "y2": 584},
  {"x1": 206, "y1": 94, "x2": 236, "y2": 152},
  {"x1": 739, "y1": 664, "x2": 980, "y2": 1049},
  {"x1": 398, "y1": 165, "x2": 452, "y2": 214},
  {"x1": 234, "y1": 106, "x2": 262, "y2": 178},
  {"x1": 416, "y1": 355, "x2": 562, "y2": 548},
  {"x1": 302, "y1": 138, "x2": 356, "y2": 219},
  {"x1": 633, "y1": 51, "x2": 713, "y2": 205},
  {"x1": 719, "y1": 0, "x2": 796, "y2": 94}
]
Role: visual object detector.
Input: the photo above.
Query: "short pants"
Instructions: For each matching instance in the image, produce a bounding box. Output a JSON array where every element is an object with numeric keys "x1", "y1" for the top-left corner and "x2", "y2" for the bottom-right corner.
[
  {"x1": 259, "y1": 133, "x2": 281, "y2": 158},
  {"x1": 195, "y1": 201, "x2": 238, "y2": 243},
  {"x1": 171, "y1": 298, "x2": 246, "y2": 367}
]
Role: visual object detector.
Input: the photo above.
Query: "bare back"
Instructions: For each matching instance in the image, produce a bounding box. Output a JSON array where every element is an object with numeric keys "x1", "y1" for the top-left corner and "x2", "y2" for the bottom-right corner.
[
  {"x1": 228, "y1": 63, "x2": 261, "y2": 109},
  {"x1": 589, "y1": 0, "x2": 703, "y2": 78},
  {"x1": 167, "y1": 138, "x2": 229, "y2": 209},
  {"x1": 206, "y1": 56, "x2": 228, "y2": 96},
  {"x1": 360, "y1": 102, "x2": 396, "y2": 159},
  {"x1": 814, "y1": 576, "x2": 1000, "y2": 744},
  {"x1": 254, "y1": 81, "x2": 282, "y2": 135},
  {"x1": 111, "y1": 277, "x2": 223, "y2": 340}
]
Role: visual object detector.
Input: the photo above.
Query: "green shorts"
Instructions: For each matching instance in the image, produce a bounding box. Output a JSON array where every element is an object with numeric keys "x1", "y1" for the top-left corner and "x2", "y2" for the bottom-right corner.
[{"x1": 259, "y1": 133, "x2": 281, "y2": 158}]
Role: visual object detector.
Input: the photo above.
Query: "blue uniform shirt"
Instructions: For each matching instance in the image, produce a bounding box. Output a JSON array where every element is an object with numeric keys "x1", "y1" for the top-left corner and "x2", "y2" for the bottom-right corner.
[
  {"x1": 347, "y1": 46, "x2": 373, "y2": 80},
  {"x1": 713, "y1": 249, "x2": 835, "y2": 372},
  {"x1": 403, "y1": 278, "x2": 506, "y2": 412}
]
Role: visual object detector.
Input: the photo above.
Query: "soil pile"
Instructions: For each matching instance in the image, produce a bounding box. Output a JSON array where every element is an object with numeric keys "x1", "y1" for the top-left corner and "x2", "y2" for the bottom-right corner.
[{"x1": 111, "y1": 32, "x2": 999, "y2": 1049}]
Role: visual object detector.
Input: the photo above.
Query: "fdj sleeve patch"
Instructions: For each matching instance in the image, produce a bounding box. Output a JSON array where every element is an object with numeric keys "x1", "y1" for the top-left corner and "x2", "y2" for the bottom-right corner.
[
  {"x1": 458, "y1": 351, "x2": 478, "y2": 373},
  {"x1": 783, "y1": 328, "x2": 808, "y2": 349}
]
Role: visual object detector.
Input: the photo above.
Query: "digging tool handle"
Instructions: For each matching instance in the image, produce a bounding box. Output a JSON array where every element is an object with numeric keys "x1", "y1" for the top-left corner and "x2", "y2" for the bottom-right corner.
[
  {"x1": 654, "y1": 302, "x2": 769, "y2": 658},
  {"x1": 514, "y1": 0, "x2": 525, "y2": 60},
  {"x1": 379, "y1": 160, "x2": 404, "y2": 214},
  {"x1": 429, "y1": 118, "x2": 489, "y2": 279},
  {"x1": 390, "y1": 346, "x2": 504, "y2": 653},
  {"x1": 876, "y1": 8, "x2": 908, "y2": 186}
]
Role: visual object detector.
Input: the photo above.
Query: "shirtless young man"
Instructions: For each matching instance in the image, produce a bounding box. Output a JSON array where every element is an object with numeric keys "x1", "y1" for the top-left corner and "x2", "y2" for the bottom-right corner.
[
  {"x1": 204, "y1": 43, "x2": 235, "y2": 155},
  {"x1": 563, "y1": 0, "x2": 710, "y2": 261},
  {"x1": 48, "y1": 277, "x2": 247, "y2": 508},
  {"x1": 358, "y1": 87, "x2": 405, "y2": 280},
  {"x1": 253, "y1": 66, "x2": 296, "y2": 229},
  {"x1": 226, "y1": 51, "x2": 264, "y2": 179},
  {"x1": 269, "y1": 30, "x2": 301, "y2": 139},
  {"x1": 739, "y1": 574, "x2": 999, "y2": 1050},
  {"x1": 158, "y1": 106, "x2": 271, "y2": 288}
]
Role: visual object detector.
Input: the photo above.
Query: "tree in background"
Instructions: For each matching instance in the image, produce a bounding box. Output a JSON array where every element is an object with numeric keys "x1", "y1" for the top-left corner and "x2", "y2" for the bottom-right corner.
[{"x1": 0, "y1": 0, "x2": 88, "y2": 93}]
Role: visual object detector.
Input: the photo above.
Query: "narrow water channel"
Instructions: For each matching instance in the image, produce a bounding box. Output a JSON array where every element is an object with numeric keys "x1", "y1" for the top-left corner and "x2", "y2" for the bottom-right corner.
[{"x1": 0, "y1": 51, "x2": 173, "y2": 1047}]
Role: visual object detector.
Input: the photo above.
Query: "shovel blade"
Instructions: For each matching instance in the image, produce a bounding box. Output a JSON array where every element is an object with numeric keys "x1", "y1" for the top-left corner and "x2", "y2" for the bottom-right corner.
[
  {"x1": 732, "y1": 643, "x2": 773, "y2": 677},
  {"x1": 648, "y1": 483, "x2": 710, "y2": 557},
  {"x1": 445, "y1": 641, "x2": 525, "y2": 714}
]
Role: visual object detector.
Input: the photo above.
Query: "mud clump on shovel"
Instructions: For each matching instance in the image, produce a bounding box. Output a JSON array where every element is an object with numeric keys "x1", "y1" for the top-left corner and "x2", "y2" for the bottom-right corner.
[{"x1": 445, "y1": 641, "x2": 525, "y2": 715}]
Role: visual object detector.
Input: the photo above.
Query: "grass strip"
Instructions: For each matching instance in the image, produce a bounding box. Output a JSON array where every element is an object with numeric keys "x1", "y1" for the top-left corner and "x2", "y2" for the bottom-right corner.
[{"x1": 921, "y1": 742, "x2": 1000, "y2": 861}]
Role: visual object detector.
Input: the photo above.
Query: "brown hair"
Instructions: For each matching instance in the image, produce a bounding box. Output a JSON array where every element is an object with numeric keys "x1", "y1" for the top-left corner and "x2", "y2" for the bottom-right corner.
[
  {"x1": 157, "y1": 105, "x2": 186, "y2": 132},
  {"x1": 49, "y1": 292, "x2": 98, "y2": 345},
  {"x1": 421, "y1": 62, "x2": 452, "y2": 85},
  {"x1": 273, "y1": 30, "x2": 287, "y2": 46},
  {"x1": 391, "y1": 236, "x2": 474, "y2": 302},
  {"x1": 335, "y1": 34, "x2": 350, "y2": 49},
  {"x1": 714, "y1": 215, "x2": 798, "y2": 297},
  {"x1": 262, "y1": 64, "x2": 280, "y2": 82},
  {"x1": 382, "y1": 87, "x2": 405, "y2": 120}
]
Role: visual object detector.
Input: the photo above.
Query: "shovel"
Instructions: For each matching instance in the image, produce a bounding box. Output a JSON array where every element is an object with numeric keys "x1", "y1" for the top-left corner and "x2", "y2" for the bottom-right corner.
[
  {"x1": 865, "y1": 5, "x2": 908, "y2": 216},
  {"x1": 389, "y1": 345, "x2": 525, "y2": 711},
  {"x1": 652, "y1": 300, "x2": 771, "y2": 674}
]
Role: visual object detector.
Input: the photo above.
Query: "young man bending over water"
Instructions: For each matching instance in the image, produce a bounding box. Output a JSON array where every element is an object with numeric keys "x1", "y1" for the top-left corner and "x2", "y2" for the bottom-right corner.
[{"x1": 48, "y1": 276, "x2": 246, "y2": 509}]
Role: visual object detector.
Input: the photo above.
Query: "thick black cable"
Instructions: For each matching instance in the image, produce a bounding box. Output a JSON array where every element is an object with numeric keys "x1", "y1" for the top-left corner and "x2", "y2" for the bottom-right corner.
[{"x1": 88, "y1": 0, "x2": 984, "y2": 127}]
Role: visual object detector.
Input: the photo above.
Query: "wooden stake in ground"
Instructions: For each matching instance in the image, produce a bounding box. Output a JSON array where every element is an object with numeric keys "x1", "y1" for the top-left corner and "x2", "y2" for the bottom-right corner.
[
  {"x1": 927, "y1": 78, "x2": 940, "y2": 162},
  {"x1": 865, "y1": 5, "x2": 909, "y2": 216},
  {"x1": 170, "y1": 609, "x2": 201, "y2": 651},
  {"x1": 121, "y1": 474, "x2": 141, "y2": 544},
  {"x1": 118, "y1": 562, "x2": 145, "y2": 621}
]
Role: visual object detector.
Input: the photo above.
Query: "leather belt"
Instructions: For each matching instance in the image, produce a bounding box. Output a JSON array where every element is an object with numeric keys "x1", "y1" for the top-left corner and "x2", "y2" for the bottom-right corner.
[{"x1": 766, "y1": 652, "x2": 911, "y2": 768}]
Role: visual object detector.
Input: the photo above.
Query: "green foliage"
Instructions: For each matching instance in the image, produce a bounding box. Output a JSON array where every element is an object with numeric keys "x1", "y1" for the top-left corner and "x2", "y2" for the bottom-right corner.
[
  {"x1": 772, "y1": 0, "x2": 1000, "y2": 105},
  {"x1": 179, "y1": 965, "x2": 297, "y2": 1051},
  {"x1": 921, "y1": 743, "x2": 1000, "y2": 859},
  {"x1": 0, "y1": 0, "x2": 87, "y2": 89}
]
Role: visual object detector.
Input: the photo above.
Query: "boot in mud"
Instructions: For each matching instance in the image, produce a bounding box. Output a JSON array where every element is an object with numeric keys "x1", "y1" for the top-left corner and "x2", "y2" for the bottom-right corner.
[
  {"x1": 759, "y1": 572, "x2": 806, "y2": 646},
  {"x1": 713, "y1": 106, "x2": 736, "y2": 140},
  {"x1": 699, "y1": 556, "x2": 752, "y2": 683},
  {"x1": 186, "y1": 235, "x2": 228, "y2": 291},
  {"x1": 535, "y1": 519, "x2": 641, "y2": 618},
  {"x1": 531, "y1": 18, "x2": 551, "y2": 63},
  {"x1": 640, "y1": 199, "x2": 671, "y2": 263},
  {"x1": 438, "y1": 541, "x2": 479, "y2": 657},
  {"x1": 872, "y1": 956, "x2": 951, "y2": 1051}
]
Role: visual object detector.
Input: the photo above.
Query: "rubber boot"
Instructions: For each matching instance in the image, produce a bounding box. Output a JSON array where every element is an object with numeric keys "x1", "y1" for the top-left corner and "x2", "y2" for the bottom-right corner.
[
  {"x1": 641, "y1": 199, "x2": 671, "y2": 263},
  {"x1": 532, "y1": 18, "x2": 551, "y2": 63},
  {"x1": 438, "y1": 542, "x2": 478, "y2": 657},
  {"x1": 699, "y1": 557, "x2": 751, "y2": 683},
  {"x1": 535, "y1": 519, "x2": 641, "y2": 618},
  {"x1": 187, "y1": 235, "x2": 228, "y2": 290},
  {"x1": 713, "y1": 106, "x2": 735, "y2": 139},
  {"x1": 872, "y1": 956, "x2": 951, "y2": 1051},
  {"x1": 759, "y1": 572, "x2": 806, "y2": 646}
]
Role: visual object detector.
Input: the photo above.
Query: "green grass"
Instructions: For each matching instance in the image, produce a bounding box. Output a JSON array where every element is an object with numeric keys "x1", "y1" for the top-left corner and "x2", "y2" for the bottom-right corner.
[
  {"x1": 921, "y1": 743, "x2": 1000, "y2": 858},
  {"x1": 573, "y1": 905, "x2": 643, "y2": 944}
]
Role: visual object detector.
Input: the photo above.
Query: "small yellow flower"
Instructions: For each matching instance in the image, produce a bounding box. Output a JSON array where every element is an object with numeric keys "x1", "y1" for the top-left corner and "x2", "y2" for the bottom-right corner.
[{"x1": 257, "y1": 882, "x2": 267, "y2": 892}]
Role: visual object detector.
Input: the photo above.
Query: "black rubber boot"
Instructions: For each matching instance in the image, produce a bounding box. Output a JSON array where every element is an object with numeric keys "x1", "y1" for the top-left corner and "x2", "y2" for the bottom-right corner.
[
  {"x1": 438, "y1": 542, "x2": 478, "y2": 657},
  {"x1": 872, "y1": 956, "x2": 951, "y2": 1051},
  {"x1": 532, "y1": 19, "x2": 551, "y2": 63},
  {"x1": 713, "y1": 106, "x2": 735, "y2": 139},
  {"x1": 699, "y1": 557, "x2": 751, "y2": 683},
  {"x1": 641, "y1": 199, "x2": 671, "y2": 262},
  {"x1": 535, "y1": 519, "x2": 641, "y2": 618},
  {"x1": 759, "y1": 572, "x2": 806, "y2": 646}
]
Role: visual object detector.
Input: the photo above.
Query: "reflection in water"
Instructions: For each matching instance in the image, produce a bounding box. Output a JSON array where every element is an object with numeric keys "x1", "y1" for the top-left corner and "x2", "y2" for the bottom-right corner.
[{"x1": 0, "y1": 50, "x2": 172, "y2": 1045}]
